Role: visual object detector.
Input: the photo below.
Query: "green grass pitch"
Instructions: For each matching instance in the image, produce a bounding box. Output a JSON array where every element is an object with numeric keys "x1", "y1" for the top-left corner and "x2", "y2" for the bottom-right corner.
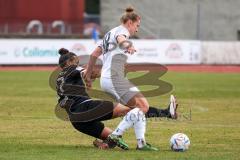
[{"x1": 0, "y1": 70, "x2": 239, "y2": 160}]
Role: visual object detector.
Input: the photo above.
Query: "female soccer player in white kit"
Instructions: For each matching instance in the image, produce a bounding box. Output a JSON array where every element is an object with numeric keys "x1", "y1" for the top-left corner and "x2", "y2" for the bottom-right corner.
[{"x1": 84, "y1": 7, "x2": 177, "y2": 151}]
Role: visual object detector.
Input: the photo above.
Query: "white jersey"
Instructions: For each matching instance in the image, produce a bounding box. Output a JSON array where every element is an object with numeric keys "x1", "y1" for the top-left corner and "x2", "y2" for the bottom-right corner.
[
  {"x1": 98, "y1": 25, "x2": 139, "y2": 104},
  {"x1": 98, "y1": 25, "x2": 130, "y2": 78}
]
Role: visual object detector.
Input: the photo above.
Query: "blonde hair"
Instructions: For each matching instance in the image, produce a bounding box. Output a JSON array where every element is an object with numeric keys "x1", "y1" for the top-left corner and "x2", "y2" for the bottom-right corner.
[{"x1": 120, "y1": 6, "x2": 140, "y2": 24}]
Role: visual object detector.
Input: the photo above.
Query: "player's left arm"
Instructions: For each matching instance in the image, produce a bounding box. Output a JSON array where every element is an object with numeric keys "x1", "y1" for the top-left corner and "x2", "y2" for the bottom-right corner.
[{"x1": 116, "y1": 35, "x2": 136, "y2": 55}]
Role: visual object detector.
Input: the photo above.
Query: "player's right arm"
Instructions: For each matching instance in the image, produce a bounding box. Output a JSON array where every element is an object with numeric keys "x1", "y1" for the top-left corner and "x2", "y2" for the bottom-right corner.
[{"x1": 83, "y1": 46, "x2": 102, "y2": 89}]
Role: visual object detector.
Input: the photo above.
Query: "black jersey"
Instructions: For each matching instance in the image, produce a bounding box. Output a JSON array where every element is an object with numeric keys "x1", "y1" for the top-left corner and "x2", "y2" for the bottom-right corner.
[{"x1": 56, "y1": 65, "x2": 90, "y2": 108}]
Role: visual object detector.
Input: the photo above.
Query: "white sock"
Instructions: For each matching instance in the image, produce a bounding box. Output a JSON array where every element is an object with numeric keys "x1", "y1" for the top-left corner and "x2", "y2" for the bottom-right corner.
[
  {"x1": 112, "y1": 108, "x2": 140, "y2": 136},
  {"x1": 137, "y1": 139, "x2": 146, "y2": 148},
  {"x1": 134, "y1": 109, "x2": 147, "y2": 148}
]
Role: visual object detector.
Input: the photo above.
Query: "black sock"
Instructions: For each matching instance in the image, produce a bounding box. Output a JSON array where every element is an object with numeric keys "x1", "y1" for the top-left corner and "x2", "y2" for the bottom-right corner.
[{"x1": 146, "y1": 106, "x2": 170, "y2": 118}]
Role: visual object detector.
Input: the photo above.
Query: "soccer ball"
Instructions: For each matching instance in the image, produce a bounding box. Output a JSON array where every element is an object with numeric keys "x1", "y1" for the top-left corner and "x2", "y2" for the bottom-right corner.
[{"x1": 170, "y1": 133, "x2": 190, "y2": 152}]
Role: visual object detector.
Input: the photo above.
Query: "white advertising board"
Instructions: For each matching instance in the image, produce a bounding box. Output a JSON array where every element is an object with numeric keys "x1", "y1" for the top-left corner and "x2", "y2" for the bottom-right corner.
[
  {"x1": 128, "y1": 40, "x2": 201, "y2": 64},
  {"x1": 0, "y1": 39, "x2": 201, "y2": 65}
]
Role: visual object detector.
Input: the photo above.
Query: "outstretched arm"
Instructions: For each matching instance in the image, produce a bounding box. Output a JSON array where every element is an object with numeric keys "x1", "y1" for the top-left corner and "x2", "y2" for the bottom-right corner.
[{"x1": 84, "y1": 46, "x2": 102, "y2": 89}]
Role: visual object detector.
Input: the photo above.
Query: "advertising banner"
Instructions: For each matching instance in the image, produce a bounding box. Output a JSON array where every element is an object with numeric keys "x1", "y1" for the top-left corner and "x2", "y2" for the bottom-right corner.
[{"x1": 0, "y1": 39, "x2": 201, "y2": 65}]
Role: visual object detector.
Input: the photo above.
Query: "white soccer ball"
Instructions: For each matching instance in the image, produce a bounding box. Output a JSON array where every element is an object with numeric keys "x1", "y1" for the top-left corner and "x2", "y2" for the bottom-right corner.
[{"x1": 170, "y1": 133, "x2": 190, "y2": 152}]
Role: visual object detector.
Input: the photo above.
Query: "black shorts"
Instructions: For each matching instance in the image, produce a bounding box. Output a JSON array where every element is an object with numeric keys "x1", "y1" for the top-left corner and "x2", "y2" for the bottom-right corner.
[{"x1": 67, "y1": 99, "x2": 114, "y2": 139}]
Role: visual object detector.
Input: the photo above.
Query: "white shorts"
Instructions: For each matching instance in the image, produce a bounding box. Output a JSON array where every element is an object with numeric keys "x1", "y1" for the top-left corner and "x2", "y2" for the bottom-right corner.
[{"x1": 100, "y1": 77, "x2": 140, "y2": 105}]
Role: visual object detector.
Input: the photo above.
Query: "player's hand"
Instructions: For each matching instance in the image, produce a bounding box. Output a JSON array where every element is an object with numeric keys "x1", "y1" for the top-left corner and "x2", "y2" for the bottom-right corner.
[
  {"x1": 83, "y1": 70, "x2": 92, "y2": 89},
  {"x1": 85, "y1": 80, "x2": 92, "y2": 90},
  {"x1": 90, "y1": 69, "x2": 101, "y2": 79},
  {"x1": 125, "y1": 46, "x2": 136, "y2": 55}
]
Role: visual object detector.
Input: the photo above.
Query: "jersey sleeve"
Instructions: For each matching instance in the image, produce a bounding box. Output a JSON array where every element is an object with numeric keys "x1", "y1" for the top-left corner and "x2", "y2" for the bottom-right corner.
[
  {"x1": 76, "y1": 66, "x2": 85, "y2": 72},
  {"x1": 66, "y1": 66, "x2": 81, "y2": 79},
  {"x1": 114, "y1": 27, "x2": 130, "y2": 40},
  {"x1": 76, "y1": 66, "x2": 85, "y2": 78}
]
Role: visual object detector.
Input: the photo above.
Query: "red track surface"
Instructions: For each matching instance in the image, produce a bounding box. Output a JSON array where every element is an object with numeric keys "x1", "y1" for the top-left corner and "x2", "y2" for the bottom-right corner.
[
  {"x1": 0, "y1": 65, "x2": 240, "y2": 73},
  {"x1": 166, "y1": 65, "x2": 240, "y2": 73}
]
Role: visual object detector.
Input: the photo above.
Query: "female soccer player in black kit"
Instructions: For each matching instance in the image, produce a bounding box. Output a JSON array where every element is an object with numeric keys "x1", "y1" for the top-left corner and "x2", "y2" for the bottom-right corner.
[{"x1": 55, "y1": 48, "x2": 177, "y2": 150}]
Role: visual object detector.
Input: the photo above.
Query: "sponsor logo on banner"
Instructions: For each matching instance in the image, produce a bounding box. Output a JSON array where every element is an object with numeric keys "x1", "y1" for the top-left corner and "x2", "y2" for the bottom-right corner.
[
  {"x1": 71, "y1": 43, "x2": 88, "y2": 55},
  {"x1": 165, "y1": 43, "x2": 183, "y2": 59},
  {"x1": 137, "y1": 48, "x2": 158, "y2": 57},
  {"x1": 189, "y1": 42, "x2": 200, "y2": 61},
  {"x1": 14, "y1": 47, "x2": 22, "y2": 57},
  {"x1": 14, "y1": 47, "x2": 58, "y2": 58},
  {"x1": 0, "y1": 51, "x2": 8, "y2": 56}
]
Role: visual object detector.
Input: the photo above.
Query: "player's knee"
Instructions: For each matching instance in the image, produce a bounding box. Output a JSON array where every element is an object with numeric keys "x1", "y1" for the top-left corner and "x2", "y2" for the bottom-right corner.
[
  {"x1": 135, "y1": 103, "x2": 149, "y2": 113},
  {"x1": 140, "y1": 105, "x2": 149, "y2": 113},
  {"x1": 136, "y1": 101, "x2": 149, "y2": 113}
]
